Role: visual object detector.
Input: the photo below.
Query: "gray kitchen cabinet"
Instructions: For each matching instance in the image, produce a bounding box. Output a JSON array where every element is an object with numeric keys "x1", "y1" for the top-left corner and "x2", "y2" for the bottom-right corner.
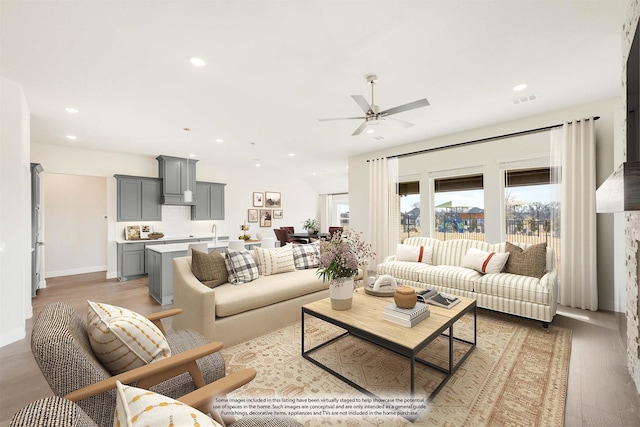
[
  {"x1": 117, "y1": 237, "x2": 209, "y2": 281},
  {"x1": 119, "y1": 242, "x2": 145, "y2": 279},
  {"x1": 156, "y1": 155, "x2": 197, "y2": 205},
  {"x1": 191, "y1": 182, "x2": 226, "y2": 220},
  {"x1": 115, "y1": 175, "x2": 162, "y2": 221}
]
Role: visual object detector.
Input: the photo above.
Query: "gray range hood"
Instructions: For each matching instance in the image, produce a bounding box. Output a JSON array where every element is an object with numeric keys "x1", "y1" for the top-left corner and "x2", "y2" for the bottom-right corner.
[{"x1": 596, "y1": 161, "x2": 640, "y2": 213}]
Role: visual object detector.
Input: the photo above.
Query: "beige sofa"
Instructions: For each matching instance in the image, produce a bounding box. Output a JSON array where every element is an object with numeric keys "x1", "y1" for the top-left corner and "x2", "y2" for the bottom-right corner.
[
  {"x1": 377, "y1": 237, "x2": 558, "y2": 326},
  {"x1": 171, "y1": 256, "x2": 329, "y2": 346}
]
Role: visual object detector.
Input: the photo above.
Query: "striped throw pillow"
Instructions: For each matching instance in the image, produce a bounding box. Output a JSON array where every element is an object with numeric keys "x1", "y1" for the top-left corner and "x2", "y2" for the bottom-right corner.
[
  {"x1": 87, "y1": 301, "x2": 171, "y2": 375},
  {"x1": 254, "y1": 245, "x2": 296, "y2": 275}
]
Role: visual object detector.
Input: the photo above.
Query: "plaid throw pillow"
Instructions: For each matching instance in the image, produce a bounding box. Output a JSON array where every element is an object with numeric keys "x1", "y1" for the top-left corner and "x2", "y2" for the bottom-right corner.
[
  {"x1": 292, "y1": 243, "x2": 320, "y2": 269},
  {"x1": 224, "y1": 249, "x2": 259, "y2": 284}
]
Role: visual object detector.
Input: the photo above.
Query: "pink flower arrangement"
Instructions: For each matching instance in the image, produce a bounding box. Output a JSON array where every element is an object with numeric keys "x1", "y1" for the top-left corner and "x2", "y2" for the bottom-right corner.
[{"x1": 317, "y1": 229, "x2": 375, "y2": 286}]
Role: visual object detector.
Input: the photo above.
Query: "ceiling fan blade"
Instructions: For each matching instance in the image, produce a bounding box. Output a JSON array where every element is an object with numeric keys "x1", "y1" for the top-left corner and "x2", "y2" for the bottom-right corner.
[
  {"x1": 387, "y1": 117, "x2": 415, "y2": 129},
  {"x1": 351, "y1": 95, "x2": 372, "y2": 114},
  {"x1": 380, "y1": 98, "x2": 430, "y2": 116},
  {"x1": 319, "y1": 116, "x2": 366, "y2": 122},
  {"x1": 352, "y1": 121, "x2": 369, "y2": 136}
]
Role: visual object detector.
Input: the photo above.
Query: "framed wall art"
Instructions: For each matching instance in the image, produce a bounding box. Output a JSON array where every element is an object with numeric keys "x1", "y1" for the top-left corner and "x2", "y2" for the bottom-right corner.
[
  {"x1": 259, "y1": 209, "x2": 272, "y2": 227},
  {"x1": 253, "y1": 192, "x2": 264, "y2": 207},
  {"x1": 248, "y1": 209, "x2": 258, "y2": 223},
  {"x1": 273, "y1": 209, "x2": 283, "y2": 219},
  {"x1": 265, "y1": 191, "x2": 281, "y2": 208}
]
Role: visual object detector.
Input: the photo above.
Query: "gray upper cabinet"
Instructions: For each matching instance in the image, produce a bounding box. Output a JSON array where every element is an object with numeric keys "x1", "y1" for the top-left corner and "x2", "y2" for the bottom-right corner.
[
  {"x1": 115, "y1": 175, "x2": 162, "y2": 221},
  {"x1": 156, "y1": 155, "x2": 197, "y2": 205},
  {"x1": 192, "y1": 182, "x2": 226, "y2": 220}
]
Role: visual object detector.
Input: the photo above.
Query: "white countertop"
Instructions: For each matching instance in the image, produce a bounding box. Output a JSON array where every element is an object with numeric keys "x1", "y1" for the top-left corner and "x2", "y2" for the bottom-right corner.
[
  {"x1": 147, "y1": 240, "x2": 260, "y2": 253},
  {"x1": 115, "y1": 235, "x2": 221, "y2": 244}
]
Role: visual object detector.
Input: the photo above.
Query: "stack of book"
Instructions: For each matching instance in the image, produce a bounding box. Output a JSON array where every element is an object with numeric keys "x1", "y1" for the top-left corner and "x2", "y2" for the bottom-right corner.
[{"x1": 383, "y1": 302, "x2": 430, "y2": 327}]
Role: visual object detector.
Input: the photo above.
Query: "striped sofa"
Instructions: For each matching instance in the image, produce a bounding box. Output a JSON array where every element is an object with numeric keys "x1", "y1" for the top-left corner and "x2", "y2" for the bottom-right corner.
[{"x1": 376, "y1": 237, "x2": 558, "y2": 325}]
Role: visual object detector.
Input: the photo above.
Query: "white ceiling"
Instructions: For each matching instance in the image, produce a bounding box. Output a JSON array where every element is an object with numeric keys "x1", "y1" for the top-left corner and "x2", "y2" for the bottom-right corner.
[{"x1": 0, "y1": 0, "x2": 628, "y2": 179}]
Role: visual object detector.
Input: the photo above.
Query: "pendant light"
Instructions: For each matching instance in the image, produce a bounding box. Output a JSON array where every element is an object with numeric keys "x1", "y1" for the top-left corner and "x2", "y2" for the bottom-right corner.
[{"x1": 183, "y1": 128, "x2": 193, "y2": 203}]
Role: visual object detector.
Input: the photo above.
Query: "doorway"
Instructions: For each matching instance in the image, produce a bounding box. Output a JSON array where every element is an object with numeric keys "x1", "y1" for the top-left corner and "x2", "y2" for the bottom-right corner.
[{"x1": 43, "y1": 173, "x2": 108, "y2": 279}]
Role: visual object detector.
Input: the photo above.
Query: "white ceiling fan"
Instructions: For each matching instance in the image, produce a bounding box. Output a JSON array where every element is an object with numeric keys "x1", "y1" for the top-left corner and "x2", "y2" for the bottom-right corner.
[{"x1": 320, "y1": 74, "x2": 430, "y2": 136}]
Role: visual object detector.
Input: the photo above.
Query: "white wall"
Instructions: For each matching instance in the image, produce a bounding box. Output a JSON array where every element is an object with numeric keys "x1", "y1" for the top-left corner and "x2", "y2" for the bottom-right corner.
[
  {"x1": 30, "y1": 143, "x2": 322, "y2": 279},
  {"x1": 43, "y1": 173, "x2": 108, "y2": 277},
  {"x1": 349, "y1": 97, "x2": 622, "y2": 312},
  {"x1": 0, "y1": 76, "x2": 32, "y2": 347}
]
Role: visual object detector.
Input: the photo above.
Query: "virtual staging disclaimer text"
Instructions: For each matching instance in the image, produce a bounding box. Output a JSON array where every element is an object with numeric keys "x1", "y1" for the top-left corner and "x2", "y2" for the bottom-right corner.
[{"x1": 215, "y1": 396, "x2": 428, "y2": 418}]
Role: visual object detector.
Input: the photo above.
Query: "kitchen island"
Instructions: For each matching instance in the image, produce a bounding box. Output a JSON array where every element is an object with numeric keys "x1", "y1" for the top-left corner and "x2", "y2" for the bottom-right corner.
[{"x1": 146, "y1": 239, "x2": 261, "y2": 305}]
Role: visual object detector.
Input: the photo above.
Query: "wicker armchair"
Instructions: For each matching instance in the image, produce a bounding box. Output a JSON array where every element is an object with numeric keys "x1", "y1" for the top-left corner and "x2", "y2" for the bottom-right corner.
[
  {"x1": 10, "y1": 393, "x2": 304, "y2": 427},
  {"x1": 30, "y1": 302, "x2": 228, "y2": 427}
]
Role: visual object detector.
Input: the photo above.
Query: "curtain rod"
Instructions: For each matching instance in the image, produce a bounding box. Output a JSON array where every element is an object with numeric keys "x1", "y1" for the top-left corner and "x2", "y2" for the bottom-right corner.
[{"x1": 367, "y1": 116, "x2": 600, "y2": 162}]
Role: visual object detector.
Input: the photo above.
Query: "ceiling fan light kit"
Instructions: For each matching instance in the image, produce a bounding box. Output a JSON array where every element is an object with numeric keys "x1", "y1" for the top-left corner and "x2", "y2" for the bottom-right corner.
[{"x1": 320, "y1": 74, "x2": 430, "y2": 136}]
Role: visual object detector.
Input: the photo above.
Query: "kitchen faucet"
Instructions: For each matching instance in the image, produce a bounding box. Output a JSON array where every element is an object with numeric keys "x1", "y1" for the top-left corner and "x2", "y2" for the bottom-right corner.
[{"x1": 211, "y1": 223, "x2": 217, "y2": 243}]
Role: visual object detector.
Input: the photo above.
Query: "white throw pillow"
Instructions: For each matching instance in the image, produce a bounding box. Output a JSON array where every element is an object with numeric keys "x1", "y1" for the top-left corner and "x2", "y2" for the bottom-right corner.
[
  {"x1": 396, "y1": 244, "x2": 433, "y2": 264},
  {"x1": 87, "y1": 301, "x2": 171, "y2": 375},
  {"x1": 254, "y1": 245, "x2": 296, "y2": 276},
  {"x1": 461, "y1": 247, "x2": 509, "y2": 274},
  {"x1": 114, "y1": 381, "x2": 223, "y2": 427}
]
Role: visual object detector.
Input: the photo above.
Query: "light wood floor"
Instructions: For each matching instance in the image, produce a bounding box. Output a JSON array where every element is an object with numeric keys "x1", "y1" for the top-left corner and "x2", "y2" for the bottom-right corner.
[{"x1": 1, "y1": 272, "x2": 639, "y2": 426}]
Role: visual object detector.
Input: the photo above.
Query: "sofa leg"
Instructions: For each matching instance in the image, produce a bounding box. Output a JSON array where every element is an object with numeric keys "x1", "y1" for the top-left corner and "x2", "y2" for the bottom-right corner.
[{"x1": 542, "y1": 322, "x2": 549, "y2": 331}]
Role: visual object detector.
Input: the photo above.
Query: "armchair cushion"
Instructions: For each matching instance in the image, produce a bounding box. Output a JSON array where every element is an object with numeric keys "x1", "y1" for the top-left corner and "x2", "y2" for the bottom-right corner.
[
  {"x1": 87, "y1": 301, "x2": 171, "y2": 375},
  {"x1": 114, "y1": 381, "x2": 222, "y2": 427},
  {"x1": 192, "y1": 249, "x2": 228, "y2": 288}
]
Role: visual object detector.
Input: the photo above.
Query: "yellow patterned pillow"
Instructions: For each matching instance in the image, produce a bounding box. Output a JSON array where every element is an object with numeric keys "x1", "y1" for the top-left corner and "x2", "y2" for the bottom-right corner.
[
  {"x1": 114, "y1": 381, "x2": 222, "y2": 427},
  {"x1": 253, "y1": 245, "x2": 296, "y2": 276},
  {"x1": 87, "y1": 301, "x2": 171, "y2": 375}
]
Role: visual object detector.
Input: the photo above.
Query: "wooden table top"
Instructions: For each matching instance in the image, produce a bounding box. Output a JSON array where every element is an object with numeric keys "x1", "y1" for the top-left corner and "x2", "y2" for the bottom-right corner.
[{"x1": 303, "y1": 290, "x2": 476, "y2": 350}]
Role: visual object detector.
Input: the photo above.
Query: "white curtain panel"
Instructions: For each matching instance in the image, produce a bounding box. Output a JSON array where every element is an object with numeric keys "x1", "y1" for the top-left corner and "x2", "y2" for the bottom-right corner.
[
  {"x1": 319, "y1": 194, "x2": 332, "y2": 232},
  {"x1": 369, "y1": 157, "x2": 399, "y2": 262},
  {"x1": 551, "y1": 119, "x2": 598, "y2": 311}
]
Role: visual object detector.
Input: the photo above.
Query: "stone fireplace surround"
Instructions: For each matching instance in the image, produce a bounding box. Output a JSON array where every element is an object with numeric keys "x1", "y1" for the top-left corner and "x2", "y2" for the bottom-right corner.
[{"x1": 624, "y1": 1, "x2": 640, "y2": 393}]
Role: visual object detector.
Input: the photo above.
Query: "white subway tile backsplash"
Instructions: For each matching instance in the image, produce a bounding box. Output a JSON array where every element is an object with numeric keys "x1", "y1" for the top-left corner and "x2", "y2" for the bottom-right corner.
[{"x1": 160, "y1": 205, "x2": 192, "y2": 237}]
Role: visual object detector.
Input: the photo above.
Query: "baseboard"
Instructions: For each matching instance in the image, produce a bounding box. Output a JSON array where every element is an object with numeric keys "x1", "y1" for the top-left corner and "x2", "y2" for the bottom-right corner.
[
  {"x1": 45, "y1": 265, "x2": 107, "y2": 278},
  {"x1": 0, "y1": 327, "x2": 26, "y2": 348},
  {"x1": 106, "y1": 270, "x2": 117, "y2": 279}
]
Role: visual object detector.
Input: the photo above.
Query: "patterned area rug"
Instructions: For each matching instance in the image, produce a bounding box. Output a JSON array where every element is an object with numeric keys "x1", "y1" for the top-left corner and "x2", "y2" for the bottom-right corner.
[{"x1": 220, "y1": 310, "x2": 571, "y2": 426}]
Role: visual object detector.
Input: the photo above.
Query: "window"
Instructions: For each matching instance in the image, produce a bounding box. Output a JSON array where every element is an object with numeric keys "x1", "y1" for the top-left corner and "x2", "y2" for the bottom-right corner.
[
  {"x1": 504, "y1": 167, "x2": 558, "y2": 247},
  {"x1": 434, "y1": 174, "x2": 485, "y2": 241},
  {"x1": 399, "y1": 181, "x2": 420, "y2": 242}
]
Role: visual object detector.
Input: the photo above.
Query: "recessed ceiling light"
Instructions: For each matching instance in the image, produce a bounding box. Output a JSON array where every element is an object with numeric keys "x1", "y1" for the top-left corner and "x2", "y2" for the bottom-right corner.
[
  {"x1": 64, "y1": 107, "x2": 79, "y2": 114},
  {"x1": 366, "y1": 129, "x2": 375, "y2": 134},
  {"x1": 215, "y1": 138, "x2": 224, "y2": 143},
  {"x1": 189, "y1": 57, "x2": 206, "y2": 67},
  {"x1": 189, "y1": 153, "x2": 196, "y2": 157},
  {"x1": 311, "y1": 172, "x2": 317, "y2": 176},
  {"x1": 255, "y1": 163, "x2": 261, "y2": 167},
  {"x1": 66, "y1": 135, "x2": 78, "y2": 140},
  {"x1": 512, "y1": 84, "x2": 528, "y2": 91},
  {"x1": 289, "y1": 153, "x2": 295, "y2": 157}
]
